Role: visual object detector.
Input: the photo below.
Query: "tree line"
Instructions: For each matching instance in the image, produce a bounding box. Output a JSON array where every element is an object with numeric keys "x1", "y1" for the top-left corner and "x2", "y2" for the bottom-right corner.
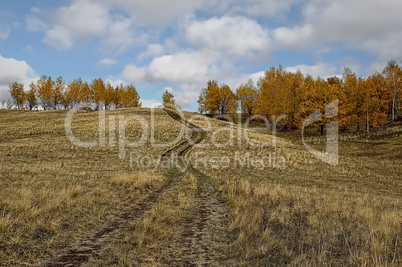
[
  {"x1": 198, "y1": 60, "x2": 402, "y2": 133},
  {"x1": 5, "y1": 60, "x2": 402, "y2": 133},
  {"x1": 7, "y1": 76, "x2": 141, "y2": 110}
]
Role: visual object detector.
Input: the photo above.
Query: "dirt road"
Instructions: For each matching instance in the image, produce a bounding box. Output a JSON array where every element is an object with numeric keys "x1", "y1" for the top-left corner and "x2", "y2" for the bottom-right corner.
[{"x1": 45, "y1": 109, "x2": 230, "y2": 266}]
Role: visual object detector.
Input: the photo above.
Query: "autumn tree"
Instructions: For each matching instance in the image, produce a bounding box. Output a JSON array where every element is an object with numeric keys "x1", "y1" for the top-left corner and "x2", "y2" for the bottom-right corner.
[
  {"x1": 198, "y1": 80, "x2": 236, "y2": 116},
  {"x1": 91, "y1": 78, "x2": 106, "y2": 110},
  {"x1": 256, "y1": 66, "x2": 291, "y2": 124},
  {"x1": 7, "y1": 75, "x2": 143, "y2": 111},
  {"x1": 9, "y1": 82, "x2": 26, "y2": 109},
  {"x1": 37, "y1": 76, "x2": 55, "y2": 110},
  {"x1": 298, "y1": 75, "x2": 316, "y2": 128},
  {"x1": 287, "y1": 71, "x2": 304, "y2": 128},
  {"x1": 65, "y1": 78, "x2": 82, "y2": 109},
  {"x1": 115, "y1": 84, "x2": 125, "y2": 108},
  {"x1": 382, "y1": 60, "x2": 402, "y2": 121},
  {"x1": 26, "y1": 82, "x2": 38, "y2": 110},
  {"x1": 344, "y1": 73, "x2": 368, "y2": 131},
  {"x1": 115, "y1": 84, "x2": 141, "y2": 108},
  {"x1": 127, "y1": 84, "x2": 141, "y2": 107},
  {"x1": 217, "y1": 84, "x2": 236, "y2": 115},
  {"x1": 162, "y1": 89, "x2": 176, "y2": 109},
  {"x1": 236, "y1": 79, "x2": 258, "y2": 119},
  {"x1": 298, "y1": 77, "x2": 340, "y2": 134},
  {"x1": 79, "y1": 81, "x2": 93, "y2": 107},
  {"x1": 364, "y1": 73, "x2": 389, "y2": 133},
  {"x1": 104, "y1": 82, "x2": 115, "y2": 109},
  {"x1": 327, "y1": 76, "x2": 347, "y2": 128},
  {"x1": 53, "y1": 76, "x2": 65, "y2": 109},
  {"x1": 198, "y1": 80, "x2": 220, "y2": 115}
]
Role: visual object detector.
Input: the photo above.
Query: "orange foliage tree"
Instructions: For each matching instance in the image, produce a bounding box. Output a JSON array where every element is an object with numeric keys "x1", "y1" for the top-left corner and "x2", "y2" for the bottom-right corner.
[
  {"x1": 236, "y1": 79, "x2": 258, "y2": 119},
  {"x1": 162, "y1": 89, "x2": 176, "y2": 109},
  {"x1": 26, "y1": 82, "x2": 38, "y2": 110},
  {"x1": 37, "y1": 76, "x2": 55, "y2": 110},
  {"x1": 198, "y1": 80, "x2": 236, "y2": 116},
  {"x1": 9, "y1": 82, "x2": 26, "y2": 109}
]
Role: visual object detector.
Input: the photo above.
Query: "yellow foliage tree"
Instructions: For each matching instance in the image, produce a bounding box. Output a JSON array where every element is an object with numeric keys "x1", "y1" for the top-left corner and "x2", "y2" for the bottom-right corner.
[
  {"x1": 236, "y1": 80, "x2": 258, "y2": 119},
  {"x1": 26, "y1": 82, "x2": 38, "y2": 110},
  {"x1": 91, "y1": 78, "x2": 106, "y2": 110},
  {"x1": 9, "y1": 82, "x2": 26, "y2": 109},
  {"x1": 198, "y1": 80, "x2": 236, "y2": 116},
  {"x1": 79, "y1": 81, "x2": 93, "y2": 107},
  {"x1": 162, "y1": 89, "x2": 176, "y2": 109},
  {"x1": 382, "y1": 60, "x2": 402, "y2": 121},
  {"x1": 125, "y1": 84, "x2": 141, "y2": 108},
  {"x1": 37, "y1": 76, "x2": 55, "y2": 110}
]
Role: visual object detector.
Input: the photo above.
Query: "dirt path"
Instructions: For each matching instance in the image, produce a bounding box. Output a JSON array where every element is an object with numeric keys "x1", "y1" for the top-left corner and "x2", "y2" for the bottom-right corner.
[
  {"x1": 161, "y1": 109, "x2": 206, "y2": 159},
  {"x1": 163, "y1": 168, "x2": 232, "y2": 266},
  {"x1": 44, "y1": 177, "x2": 175, "y2": 266},
  {"x1": 45, "y1": 109, "x2": 230, "y2": 266},
  {"x1": 161, "y1": 109, "x2": 232, "y2": 266}
]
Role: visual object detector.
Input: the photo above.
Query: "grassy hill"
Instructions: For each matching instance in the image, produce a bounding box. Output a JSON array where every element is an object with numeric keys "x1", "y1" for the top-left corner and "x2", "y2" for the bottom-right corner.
[{"x1": 0, "y1": 108, "x2": 400, "y2": 266}]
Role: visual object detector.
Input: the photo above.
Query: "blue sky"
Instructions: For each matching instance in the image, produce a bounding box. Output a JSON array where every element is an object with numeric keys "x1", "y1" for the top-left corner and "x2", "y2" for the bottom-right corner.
[{"x1": 0, "y1": 0, "x2": 401, "y2": 111}]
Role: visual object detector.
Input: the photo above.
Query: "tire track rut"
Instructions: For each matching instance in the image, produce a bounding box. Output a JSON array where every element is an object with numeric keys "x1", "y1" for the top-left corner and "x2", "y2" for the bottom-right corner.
[
  {"x1": 164, "y1": 168, "x2": 231, "y2": 266},
  {"x1": 45, "y1": 109, "x2": 229, "y2": 266},
  {"x1": 161, "y1": 109, "x2": 206, "y2": 160},
  {"x1": 161, "y1": 109, "x2": 232, "y2": 266},
  {"x1": 44, "y1": 177, "x2": 175, "y2": 266}
]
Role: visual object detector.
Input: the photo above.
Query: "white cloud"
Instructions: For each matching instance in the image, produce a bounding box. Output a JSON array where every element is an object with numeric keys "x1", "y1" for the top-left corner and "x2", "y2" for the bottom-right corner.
[
  {"x1": 57, "y1": 1, "x2": 109, "y2": 38},
  {"x1": 272, "y1": 0, "x2": 402, "y2": 60},
  {"x1": 146, "y1": 52, "x2": 212, "y2": 83},
  {"x1": 122, "y1": 65, "x2": 146, "y2": 83},
  {"x1": 22, "y1": 0, "x2": 402, "y2": 110},
  {"x1": 186, "y1": 16, "x2": 270, "y2": 58},
  {"x1": 162, "y1": 87, "x2": 174, "y2": 93},
  {"x1": 102, "y1": 16, "x2": 139, "y2": 53},
  {"x1": 98, "y1": 0, "x2": 217, "y2": 25},
  {"x1": 240, "y1": 0, "x2": 295, "y2": 16},
  {"x1": 224, "y1": 71, "x2": 265, "y2": 90},
  {"x1": 285, "y1": 63, "x2": 338, "y2": 79},
  {"x1": 42, "y1": 1, "x2": 108, "y2": 49},
  {"x1": 122, "y1": 51, "x2": 212, "y2": 85},
  {"x1": 43, "y1": 25, "x2": 73, "y2": 50},
  {"x1": 272, "y1": 24, "x2": 313, "y2": 49},
  {"x1": 0, "y1": 55, "x2": 37, "y2": 101},
  {"x1": 172, "y1": 83, "x2": 202, "y2": 109},
  {"x1": 99, "y1": 58, "x2": 117, "y2": 66},
  {"x1": 40, "y1": 0, "x2": 141, "y2": 52},
  {"x1": 138, "y1": 44, "x2": 164, "y2": 61},
  {"x1": 304, "y1": 0, "x2": 402, "y2": 44},
  {"x1": 26, "y1": 16, "x2": 48, "y2": 32},
  {"x1": 367, "y1": 61, "x2": 387, "y2": 76},
  {"x1": 105, "y1": 78, "x2": 126, "y2": 87},
  {"x1": 141, "y1": 99, "x2": 162, "y2": 108},
  {"x1": 120, "y1": 49, "x2": 266, "y2": 108}
]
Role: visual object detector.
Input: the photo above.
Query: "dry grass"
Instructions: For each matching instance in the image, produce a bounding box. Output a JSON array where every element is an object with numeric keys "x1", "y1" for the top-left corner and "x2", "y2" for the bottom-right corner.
[
  {"x1": 110, "y1": 172, "x2": 163, "y2": 189},
  {"x1": 86, "y1": 171, "x2": 198, "y2": 266},
  {"x1": 186, "y1": 114, "x2": 402, "y2": 266},
  {"x1": 0, "y1": 108, "x2": 183, "y2": 265},
  {"x1": 0, "y1": 108, "x2": 401, "y2": 266}
]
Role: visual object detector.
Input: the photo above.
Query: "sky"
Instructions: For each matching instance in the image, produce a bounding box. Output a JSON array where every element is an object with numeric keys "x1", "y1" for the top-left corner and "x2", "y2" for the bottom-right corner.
[{"x1": 0, "y1": 0, "x2": 401, "y2": 111}]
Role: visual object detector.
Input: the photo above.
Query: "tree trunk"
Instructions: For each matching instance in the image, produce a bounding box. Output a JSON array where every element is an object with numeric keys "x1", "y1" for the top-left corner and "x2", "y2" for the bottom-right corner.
[
  {"x1": 366, "y1": 96, "x2": 370, "y2": 136},
  {"x1": 320, "y1": 124, "x2": 324, "y2": 135}
]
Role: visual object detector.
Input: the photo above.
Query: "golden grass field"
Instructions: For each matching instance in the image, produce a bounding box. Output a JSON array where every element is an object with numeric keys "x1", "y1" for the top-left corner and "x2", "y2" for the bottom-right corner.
[{"x1": 0, "y1": 108, "x2": 401, "y2": 266}]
